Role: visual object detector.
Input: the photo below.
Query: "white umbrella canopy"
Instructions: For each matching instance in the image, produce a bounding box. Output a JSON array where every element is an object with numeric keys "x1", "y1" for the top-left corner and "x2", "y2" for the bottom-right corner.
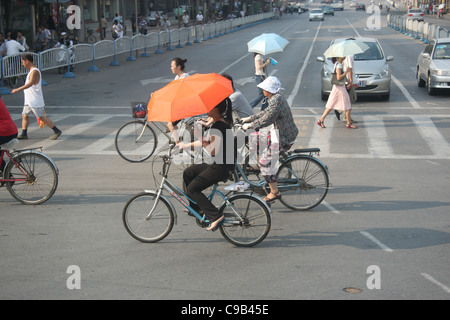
[
  {"x1": 247, "y1": 33, "x2": 289, "y2": 55},
  {"x1": 324, "y1": 39, "x2": 370, "y2": 58}
]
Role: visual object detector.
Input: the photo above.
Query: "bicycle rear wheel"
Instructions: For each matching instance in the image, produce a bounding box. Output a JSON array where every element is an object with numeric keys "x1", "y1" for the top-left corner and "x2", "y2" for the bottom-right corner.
[
  {"x1": 277, "y1": 156, "x2": 329, "y2": 210},
  {"x1": 219, "y1": 194, "x2": 271, "y2": 247},
  {"x1": 122, "y1": 192, "x2": 174, "y2": 243},
  {"x1": 115, "y1": 120, "x2": 157, "y2": 162},
  {"x1": 4, "y1": 151, "x2": 58, "y2": 205}
]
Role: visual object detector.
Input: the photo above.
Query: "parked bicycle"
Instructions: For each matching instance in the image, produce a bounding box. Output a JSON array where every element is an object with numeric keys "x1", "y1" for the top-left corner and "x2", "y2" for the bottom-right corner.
[
  {"x1": 122, "y1": 144, "x2": 272, "y2": 247},
  {"x1": 0, "y1": 138, "x2": 58, "y2": 204},
  {"x1": 233, "y1": 123, "x2": 330, "y2": 211}
]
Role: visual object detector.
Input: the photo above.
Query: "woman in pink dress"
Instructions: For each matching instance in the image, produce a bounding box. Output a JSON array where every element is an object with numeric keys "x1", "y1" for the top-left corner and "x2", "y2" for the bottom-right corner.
[{"x1": 317, "y1": 57, "x2": 357, "y2": 129}]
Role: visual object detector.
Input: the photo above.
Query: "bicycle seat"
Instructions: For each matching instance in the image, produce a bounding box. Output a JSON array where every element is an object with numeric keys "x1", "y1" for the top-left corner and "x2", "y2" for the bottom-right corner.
[
  {"x1": 0, "y1": 138, "x2": 19, "y2": 151},
  {"x1": 293, "y1": 148, "x2": 320, "y2": 154}
]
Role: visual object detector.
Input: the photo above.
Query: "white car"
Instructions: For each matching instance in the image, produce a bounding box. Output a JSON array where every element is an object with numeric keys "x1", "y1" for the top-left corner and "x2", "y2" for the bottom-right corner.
[
  {"x1": 309, "y1": 9, "x2": 324, "y2": 21},
  {"x1": 349, "y1": 1, "x2": 357, "y2": 8},
  {"x1": 406, "y1": 8, "x2": 425, "y2": 21},
  {"x1": 416, "y1": 38, "x2": 450, "y2": 95},
  {"x1": 331, "y1": 0, "x2": 344, "y2": 11}
]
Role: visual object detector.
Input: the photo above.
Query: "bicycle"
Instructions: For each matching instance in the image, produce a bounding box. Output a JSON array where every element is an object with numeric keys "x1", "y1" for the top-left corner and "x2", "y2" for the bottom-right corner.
[
  {"x1": 233, "y1": 124, "x2": 330, "y2": 211},
  {"x1": 0, "y1": 138, "x2": 59, "y2": 204},
  {"x1": 85, "y1": 27, "x2": 97, "y2": 44},
  {"x1": 122, "y1": 144, "x2": 272, "y2": 247},
  {"x1": 115, "y1": 105, "x2": 202, "y2": 162}
]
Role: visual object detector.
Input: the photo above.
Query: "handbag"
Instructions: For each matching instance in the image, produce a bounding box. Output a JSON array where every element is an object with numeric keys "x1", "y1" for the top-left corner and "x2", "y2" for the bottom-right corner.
[{"x1": 330, "y1": 73, "x2": 346, "y2": 86}]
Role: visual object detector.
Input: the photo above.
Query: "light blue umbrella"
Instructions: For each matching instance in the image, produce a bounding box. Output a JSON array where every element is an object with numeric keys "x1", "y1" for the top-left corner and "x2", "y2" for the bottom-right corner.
[{"x1": 247, "y1": 33, "x2": 289, "y2": 55}]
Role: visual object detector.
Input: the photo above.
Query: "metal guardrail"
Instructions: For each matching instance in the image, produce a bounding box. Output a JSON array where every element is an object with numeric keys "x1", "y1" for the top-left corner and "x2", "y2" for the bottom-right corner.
[
  {"x1": 387, "y1": 13, "x2": 450, "y2": 44},
  {"x1": 0, "y1": 12, "x2": 274, "y2": 94}
]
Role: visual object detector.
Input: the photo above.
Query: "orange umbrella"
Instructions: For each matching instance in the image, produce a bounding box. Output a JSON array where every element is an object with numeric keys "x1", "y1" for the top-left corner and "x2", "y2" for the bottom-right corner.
[{"x1": 147, "y1": 73, "x2": 233, "y2": 122}]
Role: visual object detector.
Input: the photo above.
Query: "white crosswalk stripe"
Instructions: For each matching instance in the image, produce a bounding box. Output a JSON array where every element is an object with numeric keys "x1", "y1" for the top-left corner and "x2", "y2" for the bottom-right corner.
[{"x1": 9, "y1": 113, "x2": 450, "y2": 159}]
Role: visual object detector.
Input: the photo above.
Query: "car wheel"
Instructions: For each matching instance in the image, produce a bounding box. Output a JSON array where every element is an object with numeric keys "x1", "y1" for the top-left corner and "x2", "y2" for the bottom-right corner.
[
  {"x1": 321, "y1": 91, "x2": 328, "y2": 101},
  {"x1": 417, "y1": 68, "x2": 425, "y2": 87},
  {"x1": 427, "y1": 74, "x2": 437, "y2": 95}
]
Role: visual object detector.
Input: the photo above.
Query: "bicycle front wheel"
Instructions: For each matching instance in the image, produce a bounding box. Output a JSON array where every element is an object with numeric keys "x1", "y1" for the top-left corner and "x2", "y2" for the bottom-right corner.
[
  {"x1": 277, "y1": 156, "x2": 329, "y2": 211},
  {"x1": 115, "y1": 120, "x2": 157, "y2": 162},
  {"x1": 122, "y1": 192, "x2": 174, "y2": 243},
  {"x1": 219, "y1": 194, "x2": 271, "y2": 247},
  {"x1": 4, "y1": 151, "x2": 58, "y2": 205},
  {"x1": 87, "y1": 35, "x2": 96, "y2": 44}
]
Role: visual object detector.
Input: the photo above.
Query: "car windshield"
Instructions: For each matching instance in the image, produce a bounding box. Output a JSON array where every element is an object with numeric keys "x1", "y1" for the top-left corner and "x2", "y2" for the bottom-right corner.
[
  {"x1": 312, "y1": 9, "x2": 322, "y2": 13},
  {"x1": 433, "y1": 43, "x2": 450, "y2": 59},
  {"x1": 354, "y1": 42, "x2": 384, "y2": 60},
  {"x1": 409, "y1": 9, "x2": 421, "y2": 13}
]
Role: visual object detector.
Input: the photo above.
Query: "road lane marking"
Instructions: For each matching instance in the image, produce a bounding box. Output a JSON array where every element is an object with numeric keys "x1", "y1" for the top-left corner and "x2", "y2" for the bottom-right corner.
[
  {"x1": 421, "y1": 273, "x2": 450, "y2": 294},
  {"x1": 360, "y1": 231, "x2": 393, "y2": 252},
  {"x1": 392, "y1": 75, "x2": 423, "y2": 109},
  {"x1": 287, "y1": 21, "x2": 322, "y2": 106}
]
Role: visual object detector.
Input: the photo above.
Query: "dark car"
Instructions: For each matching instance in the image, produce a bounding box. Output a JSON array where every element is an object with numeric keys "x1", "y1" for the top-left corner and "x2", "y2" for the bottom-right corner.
[
  {"x1": 321, "y1": 5, "x2": 335, "y2": 15},
  {"x1": 356, "y1": 3, "x2": 366, "y2": 11}
]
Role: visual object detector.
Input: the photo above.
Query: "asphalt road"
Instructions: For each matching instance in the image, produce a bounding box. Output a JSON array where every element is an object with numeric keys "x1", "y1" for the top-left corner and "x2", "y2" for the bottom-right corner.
[{"x1": 1, "y1": 0, "x2": 449, "y2": 302}]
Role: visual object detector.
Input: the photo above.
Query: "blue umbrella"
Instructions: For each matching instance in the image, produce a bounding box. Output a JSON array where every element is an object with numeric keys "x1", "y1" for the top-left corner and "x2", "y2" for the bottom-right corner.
[{"x1": 247, "y1": 33, "x2": 289, "y2": 55}]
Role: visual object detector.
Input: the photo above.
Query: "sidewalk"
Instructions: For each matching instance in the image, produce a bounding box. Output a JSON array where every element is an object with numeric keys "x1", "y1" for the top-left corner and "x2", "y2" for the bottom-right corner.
[{"x1": 83, "y1": 16, "x2": 182, "y2": 42}]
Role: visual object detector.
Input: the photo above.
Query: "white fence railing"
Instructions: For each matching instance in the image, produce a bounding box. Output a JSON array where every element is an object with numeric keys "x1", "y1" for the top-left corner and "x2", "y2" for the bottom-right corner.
[
  {"x1": 1, "y1": 12, "x2": 274, "y2": 94},
  {"x1": 387, "y1": 13, "x2": 450, "y2": 43}
]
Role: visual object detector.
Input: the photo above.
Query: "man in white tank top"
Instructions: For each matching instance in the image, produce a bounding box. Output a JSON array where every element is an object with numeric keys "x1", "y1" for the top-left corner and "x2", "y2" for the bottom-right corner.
[{"x1": 11, "y1": 54, "x2": 62, "y2": 140}]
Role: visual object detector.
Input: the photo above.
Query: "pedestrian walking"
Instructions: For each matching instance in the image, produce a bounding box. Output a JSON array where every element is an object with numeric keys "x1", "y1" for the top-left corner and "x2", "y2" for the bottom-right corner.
[
  {"x1": 111, "y1": 20, "x2": 123, "y2": 39},
  {"x1": 101, "y1": 15, "x2": 107, "y2": 38},
  {"x1": 196, "y1": 11, "x2": 204, "y2": 25},
  {"x1": 249, "y1": 52, "x2": 271, "y2": 110},
  {"x1": 182, "y1": 11, "x2": 190, "y2": 27},
  {"x1": 317, "y1": 57, "x2": 357, "y2": 129},
  {"x1": 335, "y1": 54, "x2": 357, "y2": 123},
  {"x1": 10, "y1": 54, "x2": 62, "y2": 140},
  {"x1": 167, "y1": 58, "x2": 190, "y2": 143}
]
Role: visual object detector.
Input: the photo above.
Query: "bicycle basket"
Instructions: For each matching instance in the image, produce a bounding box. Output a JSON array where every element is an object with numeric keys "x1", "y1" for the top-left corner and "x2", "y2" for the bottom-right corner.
[{"x1": 131, "y1": 104, "x2": 147, "y2": 118}]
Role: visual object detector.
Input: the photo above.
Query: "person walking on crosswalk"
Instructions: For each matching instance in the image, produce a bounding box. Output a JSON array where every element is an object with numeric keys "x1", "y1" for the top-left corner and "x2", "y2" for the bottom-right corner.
[{"x1": 11, "y1": 54, "x2": 62, "y2": 140}]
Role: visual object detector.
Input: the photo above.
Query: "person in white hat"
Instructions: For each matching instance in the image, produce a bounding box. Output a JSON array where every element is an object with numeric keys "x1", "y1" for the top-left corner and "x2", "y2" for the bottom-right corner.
[{"x1": 240, "y1": 76, "x2": 299, "y2": 203}]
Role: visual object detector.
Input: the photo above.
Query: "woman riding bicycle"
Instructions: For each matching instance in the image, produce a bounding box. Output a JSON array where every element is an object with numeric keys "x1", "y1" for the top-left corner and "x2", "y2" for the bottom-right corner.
[
  {"x1": 0, "y1": 97, "x2": 18, "y2": 179},
  {"x1": 178, "y1": 97, "x2": 234, "y2": 231},
  {"x1": 240, "y1": 76, "x2": 299, "y2": 203}
]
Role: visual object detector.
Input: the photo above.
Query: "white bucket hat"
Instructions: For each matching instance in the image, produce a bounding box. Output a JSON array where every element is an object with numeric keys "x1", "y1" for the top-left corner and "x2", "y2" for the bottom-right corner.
[{"x1": 257, "y1": 76, "x2": 283, "y2": 94}]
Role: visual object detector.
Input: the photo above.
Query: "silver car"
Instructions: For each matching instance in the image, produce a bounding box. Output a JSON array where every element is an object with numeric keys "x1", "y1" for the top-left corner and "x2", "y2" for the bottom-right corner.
[
  {"x1": 316, "y1": 37, "x2": 394, "y2": 100},
  {"x1": 309, "y1": 9, "x2": 324, "y2": 21},
  {"x1": 405, "y1": 8, "x2": 425, "y2": 21},
  {"x1": 416, "y1": 37, "x2": 450, "y2": 95}
]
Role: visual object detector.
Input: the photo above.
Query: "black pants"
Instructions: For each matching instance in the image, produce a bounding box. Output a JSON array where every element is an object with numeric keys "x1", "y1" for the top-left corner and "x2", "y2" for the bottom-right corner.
[
  {"x1": 0, "y1": 133, "x2": 18, "y2": 172},
  {"x1": 183, "y1": 163, "x2": 231, "y2": 223}
]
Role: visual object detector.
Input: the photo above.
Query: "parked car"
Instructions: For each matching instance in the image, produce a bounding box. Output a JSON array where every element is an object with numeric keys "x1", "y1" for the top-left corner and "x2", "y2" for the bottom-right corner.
[
  {"x1": 350, "y1": 1, "x2": 358, "y2": 8},
  {"x1": 147, "y1": 11, "x2": 163, "y2": 26},
  {"x1": 356, "y1": 3, "x2": 366, "y2": 11},
  {"x1": 321, "y1": 5, "x2": 335, "y2": 15},
  {"x1": 316, "y1": 37, "x2": 394, "y2": 100},
  {"x1": 416, "y1": 37, "x2": 450, "y2": 95},
  {"x1": 331, "y1": 0, "x2": 344, "y2": 11},
  {"x1": 406, "y1": 8, "x2": 425, "y2": 21},
  {"x1": 309, "y1": 9, "x2": 324, "y2": 21}
]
